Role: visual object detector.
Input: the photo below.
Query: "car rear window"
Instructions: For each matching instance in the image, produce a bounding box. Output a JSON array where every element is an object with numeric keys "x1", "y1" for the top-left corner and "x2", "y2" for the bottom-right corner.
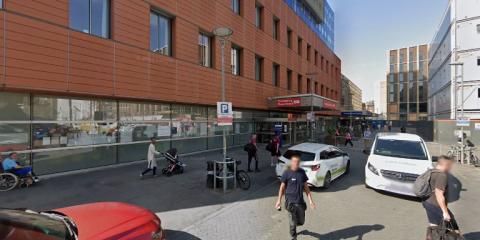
[
  {"x1": 283, "y1": 150, "x2": 316, "y2": 162},
  {"x1": 374, "y1": 139, "x2": 428, "y2": 160}
]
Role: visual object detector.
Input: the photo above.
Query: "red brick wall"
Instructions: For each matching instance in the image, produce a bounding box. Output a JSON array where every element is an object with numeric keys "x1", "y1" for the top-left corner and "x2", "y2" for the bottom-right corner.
[{"x1": 0, "y1": 0, "x2": 341, "y2": 110}]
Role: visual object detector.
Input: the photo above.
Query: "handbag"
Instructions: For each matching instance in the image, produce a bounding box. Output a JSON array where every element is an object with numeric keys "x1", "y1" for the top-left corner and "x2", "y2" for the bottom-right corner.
[{"x1": 427, "y1": 221, "x2": 464, "y2": 240}]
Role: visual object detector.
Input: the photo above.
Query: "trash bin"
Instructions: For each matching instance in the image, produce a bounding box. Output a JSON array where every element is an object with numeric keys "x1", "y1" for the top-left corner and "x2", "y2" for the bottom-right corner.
[{"x1": 206, "y1": 161, "x2": 214, "y2": 188}]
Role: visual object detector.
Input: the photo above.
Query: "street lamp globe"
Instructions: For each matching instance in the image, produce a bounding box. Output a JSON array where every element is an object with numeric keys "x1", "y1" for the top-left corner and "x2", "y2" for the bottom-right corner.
[{"x1": 213, "y1": 27, "x2": 233, "y2": 38}]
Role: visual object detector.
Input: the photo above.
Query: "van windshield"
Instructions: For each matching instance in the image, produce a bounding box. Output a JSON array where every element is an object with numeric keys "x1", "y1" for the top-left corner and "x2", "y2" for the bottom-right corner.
[
  {"x1": 283, "y1": 150, "x2": 316, "y2": 162},
  {"x1": 374, "y1": 139, "x2": 428, "y2": 160}
]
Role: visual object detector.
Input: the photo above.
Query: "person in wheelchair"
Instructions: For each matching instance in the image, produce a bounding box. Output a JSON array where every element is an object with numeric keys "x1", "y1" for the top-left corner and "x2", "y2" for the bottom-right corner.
[{"x1": 2, "y1": 152, "x2": 39, "y2": 182}]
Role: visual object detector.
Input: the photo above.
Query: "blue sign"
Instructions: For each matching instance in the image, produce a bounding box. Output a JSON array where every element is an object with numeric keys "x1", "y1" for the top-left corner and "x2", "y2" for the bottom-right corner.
[{"x1": 341, "y1": 111, "x2": 373, "y2": 117}]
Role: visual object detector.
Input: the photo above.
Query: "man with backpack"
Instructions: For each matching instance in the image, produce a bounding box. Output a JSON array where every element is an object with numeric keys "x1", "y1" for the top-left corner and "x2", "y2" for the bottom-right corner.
[
  {"x1": 414, "y1": 155, "x2": 461, "y2": 239},
  {"x1": 244, "y1": 134, "x2": 259, "y2": 172}
]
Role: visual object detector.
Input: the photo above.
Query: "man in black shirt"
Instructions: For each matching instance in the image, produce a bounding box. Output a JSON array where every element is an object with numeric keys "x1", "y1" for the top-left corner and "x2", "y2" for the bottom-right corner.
[
  {"x1": 275, "y1": 154, "x2": 316, "y2": 240},
  {"x1": 423, "y1": 155, "x2": 460, "y2": 239}
]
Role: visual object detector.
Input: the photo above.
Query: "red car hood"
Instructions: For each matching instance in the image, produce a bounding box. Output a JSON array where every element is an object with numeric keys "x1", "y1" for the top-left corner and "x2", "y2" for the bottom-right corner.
[{"x1": 55, "y1": 202, "x2": 160, "y2": 240}]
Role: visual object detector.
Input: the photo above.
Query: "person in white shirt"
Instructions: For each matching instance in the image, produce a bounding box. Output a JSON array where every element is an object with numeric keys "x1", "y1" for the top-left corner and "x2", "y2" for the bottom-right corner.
[{"x1": 141, "y1": 137, "x2": 160, "y2": 178}]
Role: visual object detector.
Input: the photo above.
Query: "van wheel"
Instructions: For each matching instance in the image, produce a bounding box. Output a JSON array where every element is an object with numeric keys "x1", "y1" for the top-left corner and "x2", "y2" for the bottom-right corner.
[{"x1": 323, "y1": 172, "x2": 331, "y2": 189}]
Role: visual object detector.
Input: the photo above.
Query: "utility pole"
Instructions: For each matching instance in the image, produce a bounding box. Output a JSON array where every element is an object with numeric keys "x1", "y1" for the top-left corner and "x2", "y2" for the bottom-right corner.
[
  {"x1": 451, "y1": 62, "x2": 465, "y2": 164},
  {"x1": 306, "y1": 72, "x2": 318, "y2": 142}
]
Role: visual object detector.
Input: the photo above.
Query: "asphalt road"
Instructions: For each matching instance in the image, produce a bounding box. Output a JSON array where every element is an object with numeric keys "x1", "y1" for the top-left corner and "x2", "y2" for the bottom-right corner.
[{"x1": 1, "y1": 145, "x2": 479, "y2": 240}]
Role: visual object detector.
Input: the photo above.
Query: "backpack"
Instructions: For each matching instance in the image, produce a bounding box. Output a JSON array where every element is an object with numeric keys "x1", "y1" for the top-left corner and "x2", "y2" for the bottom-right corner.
[{"x1": 414, "y1": 169, "x2": 438, "y2": 198}]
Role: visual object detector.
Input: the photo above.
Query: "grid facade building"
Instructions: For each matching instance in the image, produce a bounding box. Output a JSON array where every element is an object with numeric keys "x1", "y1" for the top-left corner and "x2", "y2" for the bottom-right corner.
[{"x1": 387, "y1": 45, "x2": 429, "y2": 121}]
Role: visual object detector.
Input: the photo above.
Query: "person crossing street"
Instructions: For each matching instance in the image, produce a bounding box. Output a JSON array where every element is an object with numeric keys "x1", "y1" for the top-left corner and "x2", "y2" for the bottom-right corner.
[
  {"x1": 275, "y1": 154, "x2": 316, "y2": 240},
  {"x1": 140, "y1": 137, "x2": 160, "y2": 178}
]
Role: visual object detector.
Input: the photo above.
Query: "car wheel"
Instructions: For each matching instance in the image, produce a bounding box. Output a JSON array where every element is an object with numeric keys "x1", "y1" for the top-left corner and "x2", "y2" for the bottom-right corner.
[
  {"x1": 323, "y1": 172, "x2": 331, "y2": 189},
  {"x1": 345, "y1": 161, "x2": 350, "y2": 174}
]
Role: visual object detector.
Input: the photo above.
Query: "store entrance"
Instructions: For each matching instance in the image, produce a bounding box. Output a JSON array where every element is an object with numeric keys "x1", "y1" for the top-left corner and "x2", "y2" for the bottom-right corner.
[{"x1": 255, "y1": 119, "x2": 309, "y2": 146}]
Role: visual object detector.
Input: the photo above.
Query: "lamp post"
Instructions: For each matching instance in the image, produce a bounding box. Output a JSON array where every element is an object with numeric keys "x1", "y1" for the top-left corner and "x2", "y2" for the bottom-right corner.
[
  {"x1": 306, "y1": 72, "x2": 318, "y2": 142},
  {"x1": 213, "y1": 27, "x2": 233, "y2": 193},
  {"x1": 450, "y1": 62, "x2": 465, "y2": 163}
]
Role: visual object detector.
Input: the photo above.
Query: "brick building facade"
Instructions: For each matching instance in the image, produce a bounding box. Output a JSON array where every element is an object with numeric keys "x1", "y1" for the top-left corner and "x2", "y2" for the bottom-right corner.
[{"x1": 0, "y1": 0, "x2": 340, "y2": 175}]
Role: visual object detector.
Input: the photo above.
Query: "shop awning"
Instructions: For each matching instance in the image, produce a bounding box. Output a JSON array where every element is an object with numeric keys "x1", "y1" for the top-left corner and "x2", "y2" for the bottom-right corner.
[{"x1": 267, "y1": 94, "x2": 338, "y2": 112}]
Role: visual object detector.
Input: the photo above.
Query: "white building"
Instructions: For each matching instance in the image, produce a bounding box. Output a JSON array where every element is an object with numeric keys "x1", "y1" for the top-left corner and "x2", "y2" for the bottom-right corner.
[{"x1": 428, "y1": 0, "x2": 480, "y2": 120}]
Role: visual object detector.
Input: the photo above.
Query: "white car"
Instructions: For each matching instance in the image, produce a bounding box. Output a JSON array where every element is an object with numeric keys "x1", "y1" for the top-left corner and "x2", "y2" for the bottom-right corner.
[
  {"x1": 276, "y1": 143, "x2": 351, "y2": 188},
  {"x1": 365, "y1": 133, "x2": 434, "y2": 196}
]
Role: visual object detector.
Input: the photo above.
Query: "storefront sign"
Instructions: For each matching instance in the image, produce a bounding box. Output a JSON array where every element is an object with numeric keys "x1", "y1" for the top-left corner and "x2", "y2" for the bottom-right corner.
[
  {"x1": 323, "y1": 100, "x2": 337, "y2": 110},
  {"x1": 456, "y1": 117, "x2": 470, "y2": 127},
  {"x1": 277, "y1": 98, "x2": 301, "y2": 107},
  {"x1": 217, "y1": 102, "x2": 233, "y2": 126}
]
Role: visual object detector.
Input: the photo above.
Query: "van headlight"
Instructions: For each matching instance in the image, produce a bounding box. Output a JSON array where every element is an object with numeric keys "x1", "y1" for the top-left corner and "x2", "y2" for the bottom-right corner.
[{"x1": 367, "y1": 162, "x2": 379, "y2": 175}]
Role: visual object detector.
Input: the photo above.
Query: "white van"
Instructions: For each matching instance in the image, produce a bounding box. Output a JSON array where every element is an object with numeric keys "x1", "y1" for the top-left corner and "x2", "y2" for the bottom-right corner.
[{"x1": 364, "y1": 133, "x2": 434, "y2": 196}]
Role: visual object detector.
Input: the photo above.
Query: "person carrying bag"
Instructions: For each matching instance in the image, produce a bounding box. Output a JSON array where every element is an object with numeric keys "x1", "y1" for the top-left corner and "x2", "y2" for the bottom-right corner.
[{"x1": 426, "y1": 221, "x2": 464, "y2": 240}]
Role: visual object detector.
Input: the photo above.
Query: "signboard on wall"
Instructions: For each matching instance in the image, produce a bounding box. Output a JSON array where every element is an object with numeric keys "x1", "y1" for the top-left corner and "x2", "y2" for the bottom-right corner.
[
  {"x1": 277, "y1": 98, "x2": 301, "y2": 107},
  {"x1": 323, "y1": 100, "x2": 337, "y2": 110},
  {"x1": 456, "y1": 117, "x2": 470, "y2": 127}
]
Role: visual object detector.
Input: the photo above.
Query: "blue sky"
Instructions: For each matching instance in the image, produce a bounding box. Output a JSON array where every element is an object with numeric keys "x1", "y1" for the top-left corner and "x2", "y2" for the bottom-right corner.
[{"x1": 329, "y1": 0, "x2": 449, "y2": 104}]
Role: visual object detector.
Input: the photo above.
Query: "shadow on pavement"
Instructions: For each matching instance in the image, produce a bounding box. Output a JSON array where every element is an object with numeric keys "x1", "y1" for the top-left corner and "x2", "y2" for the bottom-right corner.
[
  {"x1": 464, "y1": 232, "x2": 480, "y2": 240},
  {"x1": 299, "y1": 224, "x2": 385, "y2": 240},
  {"x1": 164, "y1": 230, "x2": 202, "y2": 240}
]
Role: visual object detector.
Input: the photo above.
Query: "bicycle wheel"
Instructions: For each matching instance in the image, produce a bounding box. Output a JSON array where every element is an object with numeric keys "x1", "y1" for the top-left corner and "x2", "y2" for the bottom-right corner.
[
  {"x1": 0, "y1": 173, "x2": 18, "y2": 192},
  {"x1": 236, "y1": 170, "x2": 251, "y2": 190}
]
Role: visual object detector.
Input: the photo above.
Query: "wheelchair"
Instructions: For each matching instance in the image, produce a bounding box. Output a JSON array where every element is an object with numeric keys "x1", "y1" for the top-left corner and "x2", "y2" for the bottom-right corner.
[{"x1": 0, "y1": 164, "x2": 34, "y2": 192}]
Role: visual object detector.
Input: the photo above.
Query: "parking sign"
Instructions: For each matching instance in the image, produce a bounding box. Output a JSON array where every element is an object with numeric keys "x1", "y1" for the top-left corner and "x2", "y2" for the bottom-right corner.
[{"x1": 217, "y1": 102, "x2": 233, "y2": 126}]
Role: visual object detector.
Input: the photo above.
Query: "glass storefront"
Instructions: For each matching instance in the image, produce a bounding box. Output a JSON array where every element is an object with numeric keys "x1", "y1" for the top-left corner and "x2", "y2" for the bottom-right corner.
[{"x1": 0, "y1": 92, "x2": 335, "y2": 175}]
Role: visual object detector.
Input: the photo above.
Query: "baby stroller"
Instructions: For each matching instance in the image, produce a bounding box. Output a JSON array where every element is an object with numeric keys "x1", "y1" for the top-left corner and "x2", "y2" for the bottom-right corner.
[{"x1": 161, "y1": 148, "x2": 186, "y2": 177}]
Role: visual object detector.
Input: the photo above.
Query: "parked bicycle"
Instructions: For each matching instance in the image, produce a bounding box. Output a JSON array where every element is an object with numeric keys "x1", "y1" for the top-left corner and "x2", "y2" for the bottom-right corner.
[{"x1": 211, "y1": 158, "x2": 251, "y2": 190}]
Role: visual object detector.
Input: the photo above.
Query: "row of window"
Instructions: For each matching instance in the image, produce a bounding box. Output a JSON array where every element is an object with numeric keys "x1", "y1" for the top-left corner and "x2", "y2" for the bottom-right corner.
[
  {"x1": 251, "y1": 1, "x2": 336, "y2": 75},
  {"x1": 67, "y1": 0, "x2": 338, "y2": 91}
]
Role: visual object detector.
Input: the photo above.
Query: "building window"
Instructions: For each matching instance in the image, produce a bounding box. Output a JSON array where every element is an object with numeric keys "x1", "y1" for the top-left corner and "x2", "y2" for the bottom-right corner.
[
  {"x1": 150, "y1": 11, "x2": 172, "y2": 56},
  {"x1": 321, "y1": 56, "x2": 324, "y2": 70},
  {"x1": 199, "y1": 32, "x2": 212, "y2": 67},
  {"x1": 273, "y1": 16, "x2": 280, "y2": 40},
  {"x1": 297, "y1": 74, "x2": 302, "y2": 93},
  {"x1": 255, "y1": 55, "x2": 263, "y2": 81},
  {"x1": 287, "y1": 28, "x2": 292, "y2": 49},
  {"x1": 477, "y1": 24, "x2": 480, "y2": 34},
  {"x1": 307, "y1": 78, "x2": 312, "y2": 93},
  {"x1": 307, "y1": 44, "x2": 311, "y2": 61},
  {"x1": 231, "y1": 0, "x2": 240, "y2": 15},
  {"x1": 315, "y1": 82, "x2": 318, "y2": 94},
  {"x1": 314, "y1": 50, "x2": 318, "y2": 66},
  {"x1": 255, "y1": 3, "x2": 263, "y2": 29},
  {"x1": 69, "y1": 0, "x2": 110, "y2": 38},
  {"x1": 272, "y1": 63, "x2": 280, "y2": 86},
  {"x1": 297, "y1": 37, "x2": 302, "y2": 55},
  {"x1": 287, "y1": 69, "x2": 292, "y2": 90},
  {"x1": 231, "y1": 45, "x2": 242, "y2": 76},
  {"x1": 477, "y1": 57, "x2": 480, "y2": 66},
  {"x1": 326, "y1": 60, "x2": 329, "y2": 73}
]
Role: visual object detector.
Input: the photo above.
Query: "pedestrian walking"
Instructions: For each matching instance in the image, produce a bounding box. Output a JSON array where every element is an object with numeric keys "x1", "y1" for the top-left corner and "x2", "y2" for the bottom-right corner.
[
  {"x1": 268, "y1": 135, "x2": 281, "y2": 166},
  {"x1": 140, "y1": 137, "x2": 160, "y2": 178},
  {"x1": 244, "y1": 134, "x2": 259, "y2": 172},
  {"x1": 421, "y1": 156, "x2": 463, "y2": 239},
  {"x1": 344, "y1": 131, "x2": 353, "y2": 147},
  {"x1": 275, "y1": 154, "x2": 316, "y2": 240}
]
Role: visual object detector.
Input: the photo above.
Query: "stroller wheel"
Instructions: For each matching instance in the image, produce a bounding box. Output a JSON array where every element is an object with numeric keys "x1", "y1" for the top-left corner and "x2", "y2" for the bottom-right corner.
[{"x1": 166, "y1": 171, "x2": 172, "y2": 177}]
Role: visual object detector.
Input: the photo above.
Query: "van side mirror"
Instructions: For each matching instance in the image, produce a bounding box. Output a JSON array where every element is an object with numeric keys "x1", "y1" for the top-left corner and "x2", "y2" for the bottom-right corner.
[{"x1": 432, "y1": 156, "x2": 438, "y2": 162}]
